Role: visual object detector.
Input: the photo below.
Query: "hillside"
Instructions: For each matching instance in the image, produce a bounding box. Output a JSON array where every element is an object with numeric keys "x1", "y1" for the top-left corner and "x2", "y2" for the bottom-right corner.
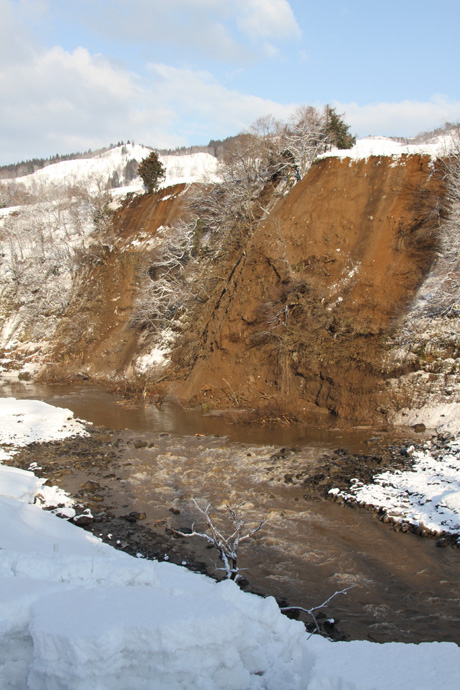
[{"x1": 1, "y1": 133, "x2": 459, "y2": 430}]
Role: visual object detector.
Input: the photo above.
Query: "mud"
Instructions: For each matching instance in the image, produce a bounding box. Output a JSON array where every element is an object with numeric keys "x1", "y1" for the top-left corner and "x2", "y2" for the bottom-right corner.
[{"x1": 171, "y1": 155, "x2": 443, "y2": 424}]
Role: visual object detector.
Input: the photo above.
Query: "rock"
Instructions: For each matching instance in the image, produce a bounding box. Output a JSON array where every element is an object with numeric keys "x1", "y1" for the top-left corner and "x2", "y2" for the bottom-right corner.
[
  {"x1": 122, "y1": 511, "x2": 146, "y2": 523},
  {"x1": 134, "y1": 439, "x2": 148, "y2": 449},
  {"x1": 80, "y1": 480, "x2": 101, "y2": 492},
  {"x1": 412, "y1": 423, "x2": 426, "y2": 433},
  {"x1": 73, "y1": 513, "x2": 94, "y2": 526}
]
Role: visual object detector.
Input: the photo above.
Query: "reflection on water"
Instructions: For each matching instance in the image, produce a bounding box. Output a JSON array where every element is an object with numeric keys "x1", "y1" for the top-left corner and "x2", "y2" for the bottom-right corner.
[
  {"x1": 2, "y1": 377, "x2": 460, "y2": 644},
  {"x1": 0, "y1": 378, "x2": 373, "y2": 448}
]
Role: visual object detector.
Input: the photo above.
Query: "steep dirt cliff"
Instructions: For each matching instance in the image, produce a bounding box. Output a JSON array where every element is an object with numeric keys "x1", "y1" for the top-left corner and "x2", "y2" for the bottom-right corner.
[
  {"x1": 41, "y1": 155, "x2": 443, "y2": 427},
  {"x1": 168, "y1": 155, "x2": 442, "y2": 425}
]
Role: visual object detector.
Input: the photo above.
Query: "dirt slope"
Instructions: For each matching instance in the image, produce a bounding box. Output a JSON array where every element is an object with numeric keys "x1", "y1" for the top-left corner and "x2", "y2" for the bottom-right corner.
[
  {"x1": 43, "y1": 185, "x2": 189, "y2": 381},
  {"x1": 43, "y1": 156, "x2": 443, "y2": 427},
  {"x1": 171, "y1": 155, "x2": 442, "y2": 425}
]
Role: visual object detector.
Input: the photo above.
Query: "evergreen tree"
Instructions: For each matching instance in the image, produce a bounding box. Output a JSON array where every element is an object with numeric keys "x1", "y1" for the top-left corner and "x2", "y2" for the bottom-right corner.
[
  {"x1": 324, "y1": 106, "x2": 356, "y2": 149},
  {"x1": 138, "y1": 151, "x2": 166, "y2": 193}
]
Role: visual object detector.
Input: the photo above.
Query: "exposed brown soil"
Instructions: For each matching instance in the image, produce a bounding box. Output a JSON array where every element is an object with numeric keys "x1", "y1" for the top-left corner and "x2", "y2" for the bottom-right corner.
[
  {"x1": 169, "y1": 155, "x2": 443, "y2": 424},
  {"x1": 42, "y1": 185, "x2": 189, "y2": 380},
  {"x1": 41, "y1": 156, "x2": 444, "y2": 427}
]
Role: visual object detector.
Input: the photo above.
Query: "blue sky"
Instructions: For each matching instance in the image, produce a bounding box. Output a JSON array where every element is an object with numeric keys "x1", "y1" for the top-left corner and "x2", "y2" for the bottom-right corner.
[{"x1": 1, "y1": 0, "x2": 460, "y2": 164}]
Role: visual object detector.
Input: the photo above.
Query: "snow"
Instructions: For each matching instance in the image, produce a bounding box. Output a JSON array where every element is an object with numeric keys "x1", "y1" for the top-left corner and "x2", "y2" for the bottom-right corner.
[
  {"x1": 1, "y1": 398, "x2": 460, "y2": 689},
  {"x1": 323, "y1": 132, "x2": 456, "y2": 161},
  {"x1": 160, "y1": 152, "x2": 221, "y2": 187},
  {"x1": 134, "y1": 328, "x2": 175, "y2": 374},
  {"x1": 0, "y1": 398, "x2": 88, "y2": 452},
  {"x1": 330, "y1": 439, "x2": 460, "y2": 537},
  {"x1": 307, "y1": 636, "x2": 460, "y2": 690},
  {"x1": 392, "y1": 402, "x2": 460, "y2": 434},
  {"x1": 0, "y1": 145, "x2": 221, "y2": 200}
]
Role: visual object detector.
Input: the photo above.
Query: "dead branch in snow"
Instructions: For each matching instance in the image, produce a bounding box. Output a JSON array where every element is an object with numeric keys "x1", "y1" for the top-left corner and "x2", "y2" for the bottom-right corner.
[
  {"x1": 173, "y1": 499, "x2": 267, "y2": 582},
  {"x1": 280, "y1": 586, "x2": 355, "y2": 637}
]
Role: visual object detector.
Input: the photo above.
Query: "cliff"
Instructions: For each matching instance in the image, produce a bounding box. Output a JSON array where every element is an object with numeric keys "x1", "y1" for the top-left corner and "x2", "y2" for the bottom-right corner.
[
  {"x1": 168, "y1": 155, "x2": 443, "y2": 425},
  {"x1": 29, "y1": 153, "x2": 443, "y2": 427}
]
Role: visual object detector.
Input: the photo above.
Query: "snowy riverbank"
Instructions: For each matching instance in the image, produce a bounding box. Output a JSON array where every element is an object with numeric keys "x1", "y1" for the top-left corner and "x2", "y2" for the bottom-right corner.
[
  {"x1": 1, "y1": 398, "x2": 460, "y2": 689},
  {"x1": 330, "y1": 434, "x2": 460, "y2": 540}
]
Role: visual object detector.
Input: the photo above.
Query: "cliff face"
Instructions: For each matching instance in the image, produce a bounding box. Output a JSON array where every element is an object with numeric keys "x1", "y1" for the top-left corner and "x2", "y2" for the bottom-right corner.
[
  {"x1": 38, "y1": 155, "x2": 444, "y2": 427},
  {"x1": 169, "y1": 155, "x2": 442, "y2": 424},
  {"x1": 43, "y1": 184, "x2": 189, "y2": 382}
]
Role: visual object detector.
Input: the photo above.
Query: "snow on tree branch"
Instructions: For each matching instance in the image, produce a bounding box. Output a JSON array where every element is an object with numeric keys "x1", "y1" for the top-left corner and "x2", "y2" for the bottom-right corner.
[
  {"x1": 172, "y1": 499, "x2": 267, "y2": 582},
  {"x1": 281, "y1": 585, "x2": 355, "y2": 637}
]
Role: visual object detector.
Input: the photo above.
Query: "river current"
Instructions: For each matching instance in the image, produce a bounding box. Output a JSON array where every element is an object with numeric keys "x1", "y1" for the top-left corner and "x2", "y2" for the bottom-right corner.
[{"x1": 2, "y1": 379, "x2": 460, "y2": 644}]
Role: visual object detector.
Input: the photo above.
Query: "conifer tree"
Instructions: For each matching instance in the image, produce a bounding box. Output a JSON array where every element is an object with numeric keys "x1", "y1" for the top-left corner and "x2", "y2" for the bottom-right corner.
[
  {"x1": 138, "y1": 151, "x2": 166, "y2": 193},
  {"x1": 324, "y1": 106, "x2": 356, "y2": 149}
]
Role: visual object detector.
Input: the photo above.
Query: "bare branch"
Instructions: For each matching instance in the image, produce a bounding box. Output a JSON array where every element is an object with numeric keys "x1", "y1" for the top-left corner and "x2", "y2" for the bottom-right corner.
[
  {"x1": 171, "y1": 499, "x2": 267, "y2": 582},
  {"x1": 281, "y1": 586, "x2": 355, "y2": 636}
]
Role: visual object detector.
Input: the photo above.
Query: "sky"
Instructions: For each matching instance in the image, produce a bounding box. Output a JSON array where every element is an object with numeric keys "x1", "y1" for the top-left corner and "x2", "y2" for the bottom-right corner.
[{"x1": 1, "y1": 0, "x2": 460, "y2": 165}]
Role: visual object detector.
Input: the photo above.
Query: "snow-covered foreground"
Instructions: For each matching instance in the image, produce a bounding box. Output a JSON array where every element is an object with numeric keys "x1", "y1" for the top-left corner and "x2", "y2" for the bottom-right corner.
[{"x1": 1, "y1": 399, "x2": 460, "y2": 690}]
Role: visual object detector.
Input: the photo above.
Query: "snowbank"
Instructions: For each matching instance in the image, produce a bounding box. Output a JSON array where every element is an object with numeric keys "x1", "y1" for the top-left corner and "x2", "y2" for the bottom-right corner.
[
  {"x1": 1, "y1": 398, "x2": 460, "y2": 690},
  {"x1": 0, "y1": 398, "x2": 88, "y2": 453},
  {"x1": 392, "y1": 402, "x2": 460, "y2": 434},
  {"x1": 330, "y1": 437, "x2": 460, "y2": 538}
]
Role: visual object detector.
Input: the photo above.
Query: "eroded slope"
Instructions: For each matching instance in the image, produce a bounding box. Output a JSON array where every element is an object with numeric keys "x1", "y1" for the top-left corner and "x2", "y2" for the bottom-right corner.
[
  {"x1": 171, "y1": 155, "x2": 442, "y2": 424},
  {"x1": 36, "y1": 155, "x2": 444, "y2": 426}
]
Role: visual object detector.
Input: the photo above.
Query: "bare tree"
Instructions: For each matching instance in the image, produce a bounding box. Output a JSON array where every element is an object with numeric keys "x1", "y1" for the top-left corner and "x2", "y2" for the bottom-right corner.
[
  {"x1": 129, "y1": 219, "x2": 199, "y2": 331},
  {"x1": 173, "y1": 499, "x2": 267, "y2": 582},
  {"x1": 403, "y1": 126, "x2": 460, "y2": 322},
  {"x1": 284, "y1": 106, "x2": 332, "y2": 179},
  {"x1": 0, "y1": 177, "x2": 117, "y2": 350}
]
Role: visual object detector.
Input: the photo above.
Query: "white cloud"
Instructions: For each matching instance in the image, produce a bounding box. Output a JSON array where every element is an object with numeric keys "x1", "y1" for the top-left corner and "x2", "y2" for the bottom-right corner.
[
  {"x1": 0, "y1": 0, "x2": 37, "y2": 64},
  {"x1": 2, "y1": 0, "x2": 457, "y2": 164},
  {"x1": 0, "y1": 29, "x2": 294, "y2": 163},
  {"x1": 76, "y1": 0, "x2": 299, "y2": 61},
  {"x1": 0, "y1": 41, "x2": 181, "y2": 161},
  {"x1": 90, "y1": 0, "x2": 248, "y2": 62},
  {"x1": 236, "y1": 0, "x2": 301, "y2": 40},
  {"x1": 338, "y1": 97, "x2": 460, "y2": 138},
  {"x1": 147, "y1": 62, "x2": 294, "y2": 138}
]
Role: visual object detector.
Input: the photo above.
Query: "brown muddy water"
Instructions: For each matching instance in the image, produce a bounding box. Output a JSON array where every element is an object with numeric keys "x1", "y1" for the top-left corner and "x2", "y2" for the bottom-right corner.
[{"x1": 3, "y1": 380, "x2": 460, "y2": 645}]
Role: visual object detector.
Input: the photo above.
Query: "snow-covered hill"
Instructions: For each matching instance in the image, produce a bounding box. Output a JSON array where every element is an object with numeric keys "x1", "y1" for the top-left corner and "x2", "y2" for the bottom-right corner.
[
  {"x1": 1, "y1": 131, "x2": 455, "y2": 205},
  {"x1": 0, "y1": 144, "x2": 222, "y2": 362},
  {"x1": 324, "y1": 130, "x2": 457, "y2": 160},
  {"x1": 0, "y1": 144, "x2": 221, "y2": 199}
]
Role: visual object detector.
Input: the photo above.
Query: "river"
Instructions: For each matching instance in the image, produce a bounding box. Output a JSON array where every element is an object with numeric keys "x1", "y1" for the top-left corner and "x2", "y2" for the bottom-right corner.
[{"x1": 2, "y1": 378, "x2": 460, "y2": 644}]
